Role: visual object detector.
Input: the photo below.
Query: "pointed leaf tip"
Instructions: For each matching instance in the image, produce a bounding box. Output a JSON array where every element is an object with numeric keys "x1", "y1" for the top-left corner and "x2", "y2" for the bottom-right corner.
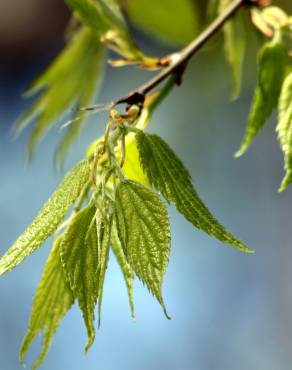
[
  {"x1": 96, "y1": 207, "x2": 112, "y2": 329},
  {"x1": 0, "y1": 159, "x2": 90, "y2": 276},
  {"x1": 115, "y1": 180, "x2": 171, "y2": 315},
  {"x1": 237, "y1": 36, "x2": 289, "y2": 156},
  {"x1": 111, "y1": 221, "x2": 135, "y2": 320},
  {"x1": 277, "y1": 72, "x2": 292, "y2": 192},
  {"x1": 135, "y1": 131, "x2": 252, "y2": 253},
  {"x1": 60, "y1": 205, "x2": 99, "y2": 352},
  {"x1": 19, "y1": 237, "x2": 74, "y2": 369}
]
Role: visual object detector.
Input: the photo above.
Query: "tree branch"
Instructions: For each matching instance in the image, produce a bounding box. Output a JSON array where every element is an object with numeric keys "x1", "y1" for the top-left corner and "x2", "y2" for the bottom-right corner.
[{"x1": 114, "y1": 0, "x2": 251, "y2": 107}]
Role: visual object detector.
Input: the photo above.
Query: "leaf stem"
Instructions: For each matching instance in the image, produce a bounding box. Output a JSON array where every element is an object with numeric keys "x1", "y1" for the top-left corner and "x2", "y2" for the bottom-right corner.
[{"x1": 114, "y1": 0, "x2": 250, "y2": 106}]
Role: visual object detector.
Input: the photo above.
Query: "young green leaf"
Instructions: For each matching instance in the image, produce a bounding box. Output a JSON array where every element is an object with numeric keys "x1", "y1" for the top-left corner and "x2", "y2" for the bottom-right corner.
[
  {"x1": 235, "y1": 35, "x2": 288, "y2": 157},
  {"x1": 0, "y1": 159, "x2": 90, "y2": 276},
  {"x1": 111, "y1": 220, "x2": 135, "y2": 319},
  {"x1": 66, "y1": 0, "x2": 127, "y2": 36},
  {"x1": 20, "y1": 237, "x2": 74, "y2": 370},
  {"x1": 96, "y1": 207, "x2": 112, "y2": 326},
  {"x1": 115, "y1": 180, "x2": 170, "y2": 317},
  {"x1": 121, "y1": 139, "x2": 149, "y2": 186},
  {"x1": 66, "y1": 0, "x2": 143, "y2": 61},
  {"x1": 14, "y1": 28, "x2": 104, "y2": 159},
  {"x1": 277, "y1": 72, "x2": 292, "y2": 191},
  {"x1": 60, "y1": 205, "x2": 99, "y2": 352},
  {"x1": 126, "y1": 0, "x2": 200, "y2": 46},
  {"x1": 54, "y1": 34, "x2": 105, "y2": 167},
  {"x1": 135, "y1": 132, "x2": 252, "y2": 253},
  {"x1": 219, "y1": 0, "x2": 246, "y2": 99}
]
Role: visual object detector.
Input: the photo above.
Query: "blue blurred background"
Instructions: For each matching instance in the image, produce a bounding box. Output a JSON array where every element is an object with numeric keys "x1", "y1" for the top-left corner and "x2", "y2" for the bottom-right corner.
[{"x1": 1, "y1": 1, "x2": 292, "y2": 369}]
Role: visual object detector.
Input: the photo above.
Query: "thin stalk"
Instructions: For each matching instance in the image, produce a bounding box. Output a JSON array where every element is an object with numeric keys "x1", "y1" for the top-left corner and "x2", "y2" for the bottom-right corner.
[{"x1": 115, "y1": 0, "x2": 249, "y2": 106}]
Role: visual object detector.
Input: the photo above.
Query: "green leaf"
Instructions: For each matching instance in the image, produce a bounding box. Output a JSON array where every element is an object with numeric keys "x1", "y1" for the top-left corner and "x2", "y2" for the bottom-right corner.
[
  {"x1": 96, "y1": 206, "x2": 112, "y2": 326},
  {"x1": 207, "y1": 0, "x2": 220, "y2": 22},
  {"x1": 54, "y1": 35, "x2": 105, "y2": 168},
  {"x1": 20, "y1": 237, "x2": 74, "y2": 369},
  {"x1": 277, "y1": 72, "x2": 292, "y2": 191},
  {"x1": 14, "y1": 28, "x2": 104, "y2": 159},
  {"x1": 60, "y1": 205, "x2": 99, "y2": 352},
  {"x1": 220, "y1": 0, "x2": 246, "y2": 99},
  {"x1": 66, "y1": 0, "x2": 142, "y2": 60},
  {"x1": 125, "y1": 0, "x2": 201, "y2": 45},
  {"x1": 0, "y1": 159, "x2": 90, "y2": 276},
  {"x1": 111, "y1": 220, "x2": 135, "y2": 319},
  {"x1": 115, "y1": 180, "x2": 171, "y2": 317},
  {"x1": 235, "y1": 35, "x2": 288, "y2": 157},
  {"x1": 136, "y1": 132, "x2": 252, "y2": 253},
  {"x1": 121, "y1": 139, "x2": 149, "y2": 186},
  {"x1": 66, "y1": 0, "x2": 127, "y2": 36}
]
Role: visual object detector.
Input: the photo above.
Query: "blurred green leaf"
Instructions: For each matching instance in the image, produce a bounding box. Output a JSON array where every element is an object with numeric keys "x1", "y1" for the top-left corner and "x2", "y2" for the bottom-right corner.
[
  {"x1": 20, "y1": 237, "x2": 74, "y2": 370},
  {"x1": 207, "y1": 0, "x2": 220, "y2": 22},
  {"x1": 136, "y1": 131, "x2": 252, "y2": 253},
  {"x1": 220, "y1": 0, "x2": 246, "y2": 99},
  {"x1": 125, "y1": 0, "x2": 201, "y2": 45},
  {"x1": 277, "y1": 71, "x2": 292, "y2": 191},
  {"x1": 0, "y1": 159, "x2": 90, "y2": 276},
  {"x1": 66, "y1": 0, "x2": 143, "y2": 61},
  {"x1": 235, "y1": 34, "x2": 288, "y2": 157},
  {"x1": 60, "y1": 205, "x2": 99, "y2": 352},
  {"x1": 14, "y1": 27, "x2": 104, "y2": 160},
  {"x1": 115, "y1": 180, "x2": 170, "y2": 317},
  {"x1": 66, "y1": 0, "x2": 128, "y2": 36}
]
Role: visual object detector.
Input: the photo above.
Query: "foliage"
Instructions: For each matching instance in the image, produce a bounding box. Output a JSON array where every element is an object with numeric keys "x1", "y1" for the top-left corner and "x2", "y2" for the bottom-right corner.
[
  {"x1": 14, "y1": 28, "x2": 104, "y2": 165},
  {"x1": 0, "y1": 0, "x2": 292, "y2": 368},
  {"x1": 125, "y1": 0, "x2": 201, "y2": 45},
  {"x1": 19, "y1": 236, "x2": 74, "y2": 369}
]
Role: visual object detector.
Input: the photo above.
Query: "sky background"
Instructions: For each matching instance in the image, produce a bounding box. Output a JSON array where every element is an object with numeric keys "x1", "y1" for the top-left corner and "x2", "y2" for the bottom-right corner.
[{"x1": 1, "y1": 1, "x2": 292, "y2": 370}]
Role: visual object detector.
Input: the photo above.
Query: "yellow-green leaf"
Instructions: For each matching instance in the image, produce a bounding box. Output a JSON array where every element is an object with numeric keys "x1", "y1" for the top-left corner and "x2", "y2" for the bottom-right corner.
[
  {"x1": 20, "y1": 237, "x2": 74, "y2": 370},
  {"x1": 60, "y1": 205, "x2": 99, "y2": 352},
  {"x1": 121, "y1": 139, "x2": 149, "y2": 186},
  {"x1": 0, "y1": 159, "x2": 90, "y2": 276},
  {"x1": 235, "y1": 35, "x2": 288, "y2": 157},
  {"x1": 126, "y1": 0, "x2": 201, "y2": 46},
  {"x1": 115, "y1": 180, "x2": 171, "y2": 317},
  {"x1": 277, "y1": 72, "x2": 292, "y2": 191},
  {"x1": 136, "y1": 132, "x2": 252, "y2": 253}
]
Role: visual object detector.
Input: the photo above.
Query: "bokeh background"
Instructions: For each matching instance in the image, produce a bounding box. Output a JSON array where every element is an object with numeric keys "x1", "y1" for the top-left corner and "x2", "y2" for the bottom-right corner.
[{"x1": 1, "y1": 1, "x2": 292, "y2": 370}]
